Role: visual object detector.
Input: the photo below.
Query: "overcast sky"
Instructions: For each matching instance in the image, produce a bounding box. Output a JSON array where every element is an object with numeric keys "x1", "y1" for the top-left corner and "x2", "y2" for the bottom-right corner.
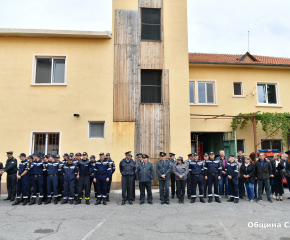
[{"x1": 0, "y1": 0, "x2": 289, "y2": 58}]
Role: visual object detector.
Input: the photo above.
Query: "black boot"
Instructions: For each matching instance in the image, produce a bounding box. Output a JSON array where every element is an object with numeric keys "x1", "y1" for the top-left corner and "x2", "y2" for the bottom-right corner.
[
  {"x1": 200, "y1": 198, "x2": 206, "y2": 203},
  {"x1": 86, "y1": 199, "x2": 90, "y2": 205},
  {"x1": 190, "y1": 198, "x2": 195, "y2": 203},
  {"x1": 3, "y1": 197, "x2": 11, "y2": 201},
  {"x1": 95, "y1": 199, "x2": 101, "y2": 205},
  {"x1": 74, "y1": 199, "x2": 81, "y2": 205},
  {"x1": 12, "y1": 198, "x2": 20, "y2": 206},
  {"x1": 234, "y1": 199, "x2": 239, "y2": 203},
  {"x1": 44, "y1": 197, "x2": 51, "y2": 205},
  {"x1": 70, "y1": 200, "x2": 74, "y2": 204},
  {"x1": 58, "y1": 196, "x2": 62, "y2": 202},
  {"x1": 61, "y1": 200, "x2": 68, "y2": 205},
  {"x1": 38, "y1": 197, "x2": 43, "y2": 205},
  {"x1": 106, "y1": 195, "x2": 110, "y2": 202},
  {"x1": 23, "y1": 199, "x2": 28, "y2": 206},
  {"x1": 95, "y1": 193, "x2": 98, "y2": 199},
  {"x1": 29, "y1": 198, "x2": 36, "y2": 205},
  {"x1": 20, "y1": 196, "x2": 24, "y2": 202},
  {"x1": 54, "y1": 198, "x2": 58, "y2": 204},
  {"x1": 103, "y1": 199, "x2": 107, "y2": 205},
  {"x1": 227, "y1": 198, "x2": 234, "y2": 202},
  {"x1": 27, "y1": 196, "x2": 30, "y2": 203}
]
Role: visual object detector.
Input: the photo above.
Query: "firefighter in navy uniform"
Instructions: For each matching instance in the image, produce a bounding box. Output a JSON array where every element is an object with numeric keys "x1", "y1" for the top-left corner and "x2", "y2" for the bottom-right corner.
[
  {"x1": 89, "y1": 155, "x2": 97, "y2": 199},
  {"x1": 184, "y1": 154, "x2": 194, "y2": 199},
  {"x1": 73, "y1": 153, "x2": 81, "y2": 200},
  {"x1": 62, "y1": 157, "x2": 78, "y2": 204},
  {"x1": 12, "y1": 153, "x2": 29, "y2": 206},
  {"x1": 3, "y1": 151, "x2": 17, "y2": 201},
  {"x1": 226, "y1": 155, "x2": 240, "y2": 203},
  {"x1": 27, "y1": 155, "x2": 34, "y2": 202},
  {"x1": 45, "y1": 154, "x2": 59, "y2": 205},
  {"x1": 106, "y1": 153, "x2": 115, "y2": 202},
  {"x1": 204, "y1": 152, "x2": 222, "y2": 203},
  {"x1": 94, "y1": 152, "x2": 112, "y2": 205},
  {"x1": 56, "y1": 154, "x2": 65, "y2": 201},
  {"x1": 42, "y1": 155, "x2": 49, "y2": 202},
  {"x1": 169, "y1": 153, "x2": 177, "y2": 199},
  {"x1": 189, "y1": 153, "x2": 205, "y2": 203},
  {"x1": 75, "y1": 152, "x2": 92, "y2": 205},
  {"x1": 29, "y1": 153, "x2": 44, "y2": 205},
  {"x1": 203, "y1": 153, "x2": 209, "y2": 198}
]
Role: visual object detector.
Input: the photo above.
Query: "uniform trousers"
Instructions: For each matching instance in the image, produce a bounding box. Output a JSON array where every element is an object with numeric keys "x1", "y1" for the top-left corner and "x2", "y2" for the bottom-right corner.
[
  {"x1": 28, "y1": 175, "x2": 34, "y2": 197},
  {"x1": 78, "y1": 175, "x2": 90, "y2": 200},
  {"x1": 96, "y1": 175, "x2": 108, "y2": 199},
  {"x1": 207, "y1": 173, "x2": 219, "y2": 200},
  {"x1": 7, "y1": 174, "x2": 17, "y2": 199},
  {"x1": 122, "y1": 175, "x2": 134, "y2": 201},
  {"x1": 63, "y1": 179, "x2": 75, "y2": 200},
  {"x1": 139, "y1": 181, "x2": 152, "y2": 202},
  {"x1": 43, "y1": 174, "x2": 48, "y2": 198},
  {"x1": 170, "y1": 173, "x2": 176, "y2": 197},
  {"x1": 89, "y1": 176, "x2": 97, "y2": 194},
  {"x1": 191, "y1": 175, "x2": 204, "y2": 199},
  {"x1": 186, "y1": 173, "x2": 191, "y2": 197},
  {"x1": 107, "y1": 176, "x2": 112, "y2": 194},
  {"x1": 16, "y1": 175, "x2": 28, "y2": 198},
  {"x1": 228, "y1": 177, "x2": 239, "y2": 200},
  {"x1": 32, "y1": 175, "x2": 44, "y2": 198},
  {"x1": 176, "y1": 180, "x2": 186, "y2": 201},
  {"x1": 58, "y1": 175, "x2": 64, "y2": 198},
  {"x1": 203, "y1": 176, "x2": 208, "y2": 198},
  {"x1": 159, "y1": 178, "x2": 169, "y2": 203},
  {"x1": 47, "y1": 175, "x2": 58, "y2": 198}
]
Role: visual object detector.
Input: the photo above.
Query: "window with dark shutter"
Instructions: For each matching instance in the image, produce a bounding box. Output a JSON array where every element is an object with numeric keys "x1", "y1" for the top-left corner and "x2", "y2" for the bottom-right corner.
[
  {"x1": 141, "y1": 8, "x2": 161, "y2": 41},
  {"x1": 141, "y1": 70, "x2": 162, "y2": 103}
]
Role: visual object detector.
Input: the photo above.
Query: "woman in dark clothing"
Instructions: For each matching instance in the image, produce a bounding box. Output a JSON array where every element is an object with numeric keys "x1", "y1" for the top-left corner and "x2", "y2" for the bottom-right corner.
[
  {"x1": 173, "y1": 157, "x2": 189, "y2": 204},
  {"x1": 286, "y1": 156, "x2": 290, "y2": 199},
  {"x1": 240, "y1": 157, "x2": 255, "y2": 202},
  {"x1": 272, "y1": 153, "x2": 284, "y2": 201}
]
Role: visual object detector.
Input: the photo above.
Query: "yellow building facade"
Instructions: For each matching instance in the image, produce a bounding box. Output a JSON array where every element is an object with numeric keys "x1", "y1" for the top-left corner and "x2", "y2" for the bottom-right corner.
[
  {"x1": 0, "y1": 0, "x2": 190, "y2": 191},
  {"x1": 189, "y1": 53, "x2": 290, "y2": 158}
]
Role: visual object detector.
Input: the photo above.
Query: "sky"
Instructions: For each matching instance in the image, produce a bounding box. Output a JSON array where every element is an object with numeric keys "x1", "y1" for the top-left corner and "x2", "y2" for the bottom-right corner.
[{"x1": 0, "y1": 0, "x2": 289, "y2": 58}]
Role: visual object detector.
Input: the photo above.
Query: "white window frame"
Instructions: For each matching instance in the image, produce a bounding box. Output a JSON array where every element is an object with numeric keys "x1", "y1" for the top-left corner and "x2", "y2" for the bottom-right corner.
[
  {"x1": 233, "y1": 82, "x2": 245, "y2": 97},
  {"x1": 256, "y1": 82, "x2": 281, "y2": 107},
  {"x1": 29, "y1": 131, "x2": 62, "y2": 155},
  {"x1": 88, "y1": 121, "x2": 105, "y2": 139},
  {"x1": 189, "y1": 80, "x2": 217, "y2": 105},
  {"x1": 260, "y1": 138, "x2": 283, "y2": 152},
  {"x1": 31, "y1": 54, "x2": 68, "y2": 86}
]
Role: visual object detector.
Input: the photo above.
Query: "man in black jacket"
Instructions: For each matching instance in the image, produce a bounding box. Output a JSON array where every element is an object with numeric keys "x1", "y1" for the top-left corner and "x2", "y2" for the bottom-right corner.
[
  {"x1": 0, "y1": 161, "x2": 3, "y2": 197},
  {"x1": 255, "y1": 152, "x2": 274, "y2": 203},
  {"x1": 3, "y1": 151, "x2": 18, "y2": 201}
]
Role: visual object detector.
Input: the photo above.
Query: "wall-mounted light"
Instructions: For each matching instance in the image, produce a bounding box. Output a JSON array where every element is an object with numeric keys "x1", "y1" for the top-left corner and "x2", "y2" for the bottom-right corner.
[{"x1": 74, "y1": 114, "x2": 80, "y2": 117}]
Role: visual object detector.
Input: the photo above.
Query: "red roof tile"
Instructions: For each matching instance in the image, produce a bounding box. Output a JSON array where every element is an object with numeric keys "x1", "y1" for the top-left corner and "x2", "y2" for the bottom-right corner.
[{"x1": 189, "y1": 52, "x2": 290, "y2": 66}]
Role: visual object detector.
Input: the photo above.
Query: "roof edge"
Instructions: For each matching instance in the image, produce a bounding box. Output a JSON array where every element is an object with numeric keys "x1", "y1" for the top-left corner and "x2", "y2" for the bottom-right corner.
[
  {"x1": 0, "y1": 28, "x2": 112, "y2": 39},
  {"x1": 189, "y1": 61, "x2": 290, "y2": 67}
]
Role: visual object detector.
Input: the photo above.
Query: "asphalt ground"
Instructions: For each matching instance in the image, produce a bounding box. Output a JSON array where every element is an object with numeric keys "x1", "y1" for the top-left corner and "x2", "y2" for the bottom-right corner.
[{"x1": 0, "y1": 189, "x2": 290, "y2": 240}]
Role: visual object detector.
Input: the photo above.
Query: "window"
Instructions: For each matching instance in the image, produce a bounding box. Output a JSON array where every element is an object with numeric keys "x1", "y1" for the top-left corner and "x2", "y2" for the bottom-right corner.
[
  {"x1": 233, "y1": 82, "x2": 242, "y2": 96},
  {"x1": 89, "y1": 122, "x2": 105, "y2": 139},
  {"x1": 141, "y1": 70, "x2": 162, "y2": 103},
  {"x1": 198, "y1": 82, "x2": 215, "y2": 104},
  {"x1": 261, "y1": 139, "x2": 282, "y2": 152},
  {"x1": 141, "y1": 8, "x2": 161, "y2": 41},
  {"x1": 237, "y1": 139, "x2": 245, "y2": 153},
  {"x1": 189, "y1": 82, "x2": 194, "y2": 104},
  {"x1": 32, "y1": 133, "x2": 60, "y2": 156},
  {"x1": 257, "y1": 83, "x2": 277, "y2": 104},
  {"x1": 35, "y1": 57, "x2": 66, "y2": 84}
]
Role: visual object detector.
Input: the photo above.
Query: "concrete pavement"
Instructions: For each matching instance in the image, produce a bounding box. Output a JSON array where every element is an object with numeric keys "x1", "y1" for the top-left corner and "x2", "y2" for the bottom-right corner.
[{"x1": 0, "y1": 190, "x2": 290, "y2": 240}]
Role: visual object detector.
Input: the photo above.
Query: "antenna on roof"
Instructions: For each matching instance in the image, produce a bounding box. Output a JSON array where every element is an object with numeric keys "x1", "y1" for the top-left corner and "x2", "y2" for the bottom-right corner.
[{"x1": 248, "y1": 30, "x2": 250, "y2": 53}]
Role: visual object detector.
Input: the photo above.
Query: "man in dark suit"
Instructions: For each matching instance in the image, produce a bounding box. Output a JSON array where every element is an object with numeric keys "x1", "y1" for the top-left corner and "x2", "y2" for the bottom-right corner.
[
  {"x1": 3, "y1": 151, "x2": 17, "y2": 201},
  {"x1": 136, "y1": 154, "x2": 154, "y2": 205},
  {"x1": 216, "y1": 150, "x2": 229, "y2": 198},
  {"x1": 156, "y1": 152, "x2": 171, "y2": 205},
  {"x1": 255, "y1": 152, "x2": 274, "y2": 203}
]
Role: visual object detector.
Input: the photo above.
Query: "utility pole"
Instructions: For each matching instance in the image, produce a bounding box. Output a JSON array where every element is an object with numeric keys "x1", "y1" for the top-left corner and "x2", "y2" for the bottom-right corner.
[{"x1": 253, "y1": 112, "x2": 257, "y2": 158}]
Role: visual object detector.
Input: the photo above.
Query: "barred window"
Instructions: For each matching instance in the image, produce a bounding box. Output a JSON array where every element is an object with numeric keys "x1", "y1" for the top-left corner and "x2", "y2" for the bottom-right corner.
[
  {"x1": 141, "y1": 8, "x2": 161, "y2": 41},
  {"x1": 32, "y1": 133, "x2": 60, "y2": 156},
  {"x1": 141, "y1": 70, "x2": 162, "y2": 103}
]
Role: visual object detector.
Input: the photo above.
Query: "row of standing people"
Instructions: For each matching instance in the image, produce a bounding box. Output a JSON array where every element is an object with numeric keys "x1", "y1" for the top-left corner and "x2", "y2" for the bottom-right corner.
[{"x1": 0, "y1": 151, "x2": 115, "y2": 206}]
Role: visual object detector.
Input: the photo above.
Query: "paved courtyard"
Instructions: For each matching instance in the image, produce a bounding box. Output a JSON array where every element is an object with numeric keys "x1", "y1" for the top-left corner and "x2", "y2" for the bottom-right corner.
[{"x1": 0, "y1": 189, "x2": 290, "y2": 240}]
